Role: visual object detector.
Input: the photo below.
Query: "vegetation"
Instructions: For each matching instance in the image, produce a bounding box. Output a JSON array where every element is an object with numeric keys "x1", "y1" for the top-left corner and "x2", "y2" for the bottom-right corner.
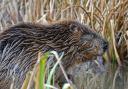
[{"x1": 0, "y1": 0, "x2": 128, "y2": 89}]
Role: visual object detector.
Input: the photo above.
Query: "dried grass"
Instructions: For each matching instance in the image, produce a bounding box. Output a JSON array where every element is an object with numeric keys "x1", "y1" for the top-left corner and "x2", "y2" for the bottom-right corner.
[{"x1": 0, "y1": 0, "x2": 128, "y2": 89}]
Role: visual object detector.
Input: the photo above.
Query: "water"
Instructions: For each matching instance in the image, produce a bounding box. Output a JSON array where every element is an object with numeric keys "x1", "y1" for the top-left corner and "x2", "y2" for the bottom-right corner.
[{"x1": 67, "y1": 61, "x2": 128, "y2": 89}]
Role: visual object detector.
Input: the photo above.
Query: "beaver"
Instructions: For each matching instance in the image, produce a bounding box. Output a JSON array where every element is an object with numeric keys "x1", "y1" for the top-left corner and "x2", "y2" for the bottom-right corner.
[{"x1": 0, "y1": 20, "x2": 108, "y2": 89}]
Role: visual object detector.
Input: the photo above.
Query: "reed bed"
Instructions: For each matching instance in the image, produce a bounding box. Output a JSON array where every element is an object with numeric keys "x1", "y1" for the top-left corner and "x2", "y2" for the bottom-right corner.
[{"x1": 0, "y1": 0, "x2": 128, "y2": 89}]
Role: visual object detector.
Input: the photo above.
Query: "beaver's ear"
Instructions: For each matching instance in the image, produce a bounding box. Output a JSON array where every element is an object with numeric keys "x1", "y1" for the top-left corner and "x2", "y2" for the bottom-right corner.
[
  {"x1": 69, "y1": 24, "x2": 79, "y2": 33},
  {"x1": 69, "y1": 24, "x2": 82, "y2": 40}
]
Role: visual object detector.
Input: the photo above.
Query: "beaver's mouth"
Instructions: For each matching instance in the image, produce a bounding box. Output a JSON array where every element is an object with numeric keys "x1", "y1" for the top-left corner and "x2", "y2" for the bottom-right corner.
[{"x1": 96, "y1": 52, "x2": 104, "y2": 56}]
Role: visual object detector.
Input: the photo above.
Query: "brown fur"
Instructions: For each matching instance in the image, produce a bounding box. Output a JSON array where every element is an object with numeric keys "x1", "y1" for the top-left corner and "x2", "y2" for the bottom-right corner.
[{"x1": 0, "y1": 20, "x2": 108, "y2": 89}]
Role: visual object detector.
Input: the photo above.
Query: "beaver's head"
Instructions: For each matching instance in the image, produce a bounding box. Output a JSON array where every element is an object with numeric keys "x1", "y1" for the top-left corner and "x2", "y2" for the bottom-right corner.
[
  {"x1": 47, "y1": 21, "x2": 108, "y2": 64},
  {"x1": 71, "y1": 21, "x2": 108, "y2": 60}
]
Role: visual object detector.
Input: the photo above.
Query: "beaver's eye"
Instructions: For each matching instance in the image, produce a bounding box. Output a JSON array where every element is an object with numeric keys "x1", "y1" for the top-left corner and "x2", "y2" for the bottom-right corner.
[{"x1": 69, "y1": 24, "x2": 79, "y2": 33}]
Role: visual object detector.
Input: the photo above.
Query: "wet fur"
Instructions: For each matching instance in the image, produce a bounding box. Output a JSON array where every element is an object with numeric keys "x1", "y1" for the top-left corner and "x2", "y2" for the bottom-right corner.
[{"x1": 0, "y1": 20, "x2": 107, "y2": 89}]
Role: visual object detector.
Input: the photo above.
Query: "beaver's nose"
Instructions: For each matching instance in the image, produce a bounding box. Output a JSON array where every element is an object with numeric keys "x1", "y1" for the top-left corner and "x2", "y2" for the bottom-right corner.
[{"x1": 103, "y1": 41, "x2": 108, "y2": 52}]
